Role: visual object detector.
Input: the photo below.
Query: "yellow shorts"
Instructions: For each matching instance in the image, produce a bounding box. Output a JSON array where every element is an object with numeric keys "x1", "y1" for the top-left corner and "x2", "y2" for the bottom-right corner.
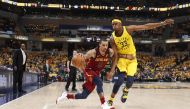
[{"x1": 117, "y1": 58, "x2": 138, "y2": 76}]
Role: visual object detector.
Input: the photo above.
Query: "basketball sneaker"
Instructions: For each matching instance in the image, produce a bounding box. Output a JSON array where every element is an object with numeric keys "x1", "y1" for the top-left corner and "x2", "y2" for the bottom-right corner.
[
  {"x1": 65, "y1": 86, "x2": 69, "y2": 91},
  {"x1": 101, "y1": 102, "x2": 115, "y2": 109},
  {"x1": 107, "y1": 100, "x2": 113, "y2": 106},
  {"x1": 121, "y1": 87, "x2": 129, "y2": 103},
  {"x1": 56, "y1": 92, "x2": 67, "y2": 104}
]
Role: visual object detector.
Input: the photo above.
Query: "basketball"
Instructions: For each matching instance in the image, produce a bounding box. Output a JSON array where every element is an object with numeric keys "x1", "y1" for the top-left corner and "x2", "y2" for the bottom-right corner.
[{"x1": 71, "y1": 53, "x2": 85, "y2": 69}]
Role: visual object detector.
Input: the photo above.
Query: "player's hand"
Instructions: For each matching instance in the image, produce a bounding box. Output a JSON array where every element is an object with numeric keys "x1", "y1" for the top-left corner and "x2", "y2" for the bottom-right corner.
[
  {"x1": 77, "y1": 53, "x2": 84, "y2": 58},
  {"x1": 88, "y1": 76, "x2": 93, "y2": 82},
  {"x1": 164, "y1": 19, "x2": 174, "y2": 25},
  {"x1": 119, "y1": 54, "x2": 135, "y2": 60},
  {"x1": 106, "y1": 72, "x2": 114, "y2": 81},
  {"x1": 85, "y1": 72, "x2": 93, "y2": 82},
  {"x1": 126, "y1": 54, "x2": 135, "y2": 60},
  {"x1": 78, "y1": 68, "x2": 84, "y2": 73}
]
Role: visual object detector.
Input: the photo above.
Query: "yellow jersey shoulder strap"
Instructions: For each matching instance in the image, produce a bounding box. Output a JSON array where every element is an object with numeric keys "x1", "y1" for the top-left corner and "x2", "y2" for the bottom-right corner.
[{"x1": 123, "y1": 26, "x2": 131, "y2": 37}]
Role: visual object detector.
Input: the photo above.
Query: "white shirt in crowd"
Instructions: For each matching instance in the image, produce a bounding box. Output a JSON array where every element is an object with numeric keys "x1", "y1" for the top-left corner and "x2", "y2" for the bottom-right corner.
[
  {"x1": 21, "y1": 49, "x2": 26, "y2": 65},
  {"x1": 46, "y1": 64, "x2": 49, "y2": 72}
]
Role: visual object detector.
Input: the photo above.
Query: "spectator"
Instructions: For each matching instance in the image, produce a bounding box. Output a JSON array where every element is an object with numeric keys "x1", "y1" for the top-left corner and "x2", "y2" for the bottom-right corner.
[{"x1": 12, "y1": 43, "x2": 27, "y2": 94}]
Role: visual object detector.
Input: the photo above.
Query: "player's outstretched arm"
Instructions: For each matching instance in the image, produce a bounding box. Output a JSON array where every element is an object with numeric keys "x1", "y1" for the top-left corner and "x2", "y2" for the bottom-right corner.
[{"x1": 127, "y1": 19, "x2": 174, "y2": 33}]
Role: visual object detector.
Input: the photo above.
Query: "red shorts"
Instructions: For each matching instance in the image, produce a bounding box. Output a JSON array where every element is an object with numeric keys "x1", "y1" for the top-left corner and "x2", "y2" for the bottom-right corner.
[{"x1": 82, "y1": 69, "x2": 98, "y2": 93}]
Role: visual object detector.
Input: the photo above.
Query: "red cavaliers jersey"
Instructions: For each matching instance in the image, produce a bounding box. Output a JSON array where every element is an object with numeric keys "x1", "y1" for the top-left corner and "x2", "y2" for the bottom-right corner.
[{"x1": 85, "y1": 47, "x2": 110, "y2": 76}]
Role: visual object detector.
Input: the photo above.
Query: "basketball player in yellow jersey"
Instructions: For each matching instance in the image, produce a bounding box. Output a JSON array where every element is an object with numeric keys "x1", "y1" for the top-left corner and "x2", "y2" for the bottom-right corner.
[{"x1": 106, "y1": 18, "x2": 174, "y2": 107}]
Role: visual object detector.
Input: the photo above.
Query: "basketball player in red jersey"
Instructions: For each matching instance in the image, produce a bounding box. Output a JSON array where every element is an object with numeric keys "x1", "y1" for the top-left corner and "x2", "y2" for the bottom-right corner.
[{"x1": 56, "y1": 39, "x2": 114, "y2": 109}]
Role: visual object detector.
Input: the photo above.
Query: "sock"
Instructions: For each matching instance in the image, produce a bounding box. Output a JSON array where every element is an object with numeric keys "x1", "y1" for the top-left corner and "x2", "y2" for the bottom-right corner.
[
  {"x1": 100, "y1": 96, "x2": 105, "y2": 104},
  {"x1": 67, "y1": 94, "x2": 75, "y2": 99},
  {"x1": 109, "y1": 96, "x2": 114, "y2": 101}
]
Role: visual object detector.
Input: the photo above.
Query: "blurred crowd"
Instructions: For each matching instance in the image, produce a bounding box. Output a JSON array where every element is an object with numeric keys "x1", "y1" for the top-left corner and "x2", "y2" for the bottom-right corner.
[
  {"x1": 0, "y1": 48, "x2": 190, "y2": 83},
  {"x1": 136, "y1": 54, "x2": 190, "y2": 82},
  {"x1": 0, "y1": 48, "x2": 85, "y2": 84}
]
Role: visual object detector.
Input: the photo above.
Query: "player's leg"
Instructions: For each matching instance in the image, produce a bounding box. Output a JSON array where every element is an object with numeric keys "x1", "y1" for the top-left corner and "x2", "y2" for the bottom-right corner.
[
  {"x1": 68, "y1": 88, "x2": 90, "y2": 99},
  {"x1": 107, "y1": 71, "x2": 126, "y2": 106},
  {"x1": 56, "y1": 81, "x2": 95, "y2": 103},
  {"x1": 107, "y1": 57, "x2": 127, "y2": 106},
  {"x1": 56, "y1": 88, "x2": 90, "y2": 104},
  {"x1": 93, "y1": 76, "x2": 105, "y2": 104},
  {"x1": 74, "y1": 80, "x2": 95, "y2": 99},
  {"x1": 120, "y1": 76, "x2": 134, "y2": 103},
  {"x1": 71, "y1": 67, "x2": 77, "y2": 91},
  {"x1": 121, "y1": 61, "x2": 137, "y2": 103},
  {"x1": 92, "y1": 76, "x2": 115, "y2": 109},
  {"x1": 65, "y1": 69, "x2": 73, "y2": 91}
]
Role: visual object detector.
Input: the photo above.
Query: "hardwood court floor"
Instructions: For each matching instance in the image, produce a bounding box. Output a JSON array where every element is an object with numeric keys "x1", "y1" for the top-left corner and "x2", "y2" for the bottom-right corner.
[{"x1": 0, "y1": 82, "x2": 190, "y2": 109}]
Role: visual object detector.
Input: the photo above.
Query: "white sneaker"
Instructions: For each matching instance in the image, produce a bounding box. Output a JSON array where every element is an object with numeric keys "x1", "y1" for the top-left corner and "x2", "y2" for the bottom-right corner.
[
  {"x1": 101, "y1": 102, "x2": 115, "y2": 109},
  {"x1": 56, "y1": 92, "x2": 67, "y2": 104}
]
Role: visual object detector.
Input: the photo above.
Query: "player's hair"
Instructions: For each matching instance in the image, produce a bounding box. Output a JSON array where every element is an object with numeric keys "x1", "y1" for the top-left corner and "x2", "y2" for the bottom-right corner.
[{"x1": 99, "y1": 37, "x2": 109, "y2": 44}]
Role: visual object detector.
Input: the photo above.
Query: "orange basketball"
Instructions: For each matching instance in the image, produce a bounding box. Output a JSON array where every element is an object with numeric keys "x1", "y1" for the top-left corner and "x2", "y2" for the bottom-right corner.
[{"x1": 71, "y1": 53, "x2": 85, "y2": 69}]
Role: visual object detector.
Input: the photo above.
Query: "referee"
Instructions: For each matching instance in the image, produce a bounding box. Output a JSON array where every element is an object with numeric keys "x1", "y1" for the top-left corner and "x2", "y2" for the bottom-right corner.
[{"x1": 65, "y1": 50, "x2": 77, "y2": 91}]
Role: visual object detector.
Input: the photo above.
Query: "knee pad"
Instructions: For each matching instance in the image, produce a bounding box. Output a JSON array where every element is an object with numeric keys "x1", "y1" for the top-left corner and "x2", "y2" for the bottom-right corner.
[{"x1": 125, "y1": 76, "x2": 134, "y2": 89}]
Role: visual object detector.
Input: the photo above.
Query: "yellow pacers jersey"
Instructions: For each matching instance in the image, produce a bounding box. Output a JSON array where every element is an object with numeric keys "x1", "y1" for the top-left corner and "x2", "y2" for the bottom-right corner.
[
  {"x1": 112, "y1": 26, "x2": 136, "y2": 55},
  {"x1": 112, "y1": 26, "x2": 137, "y2": 76}
]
